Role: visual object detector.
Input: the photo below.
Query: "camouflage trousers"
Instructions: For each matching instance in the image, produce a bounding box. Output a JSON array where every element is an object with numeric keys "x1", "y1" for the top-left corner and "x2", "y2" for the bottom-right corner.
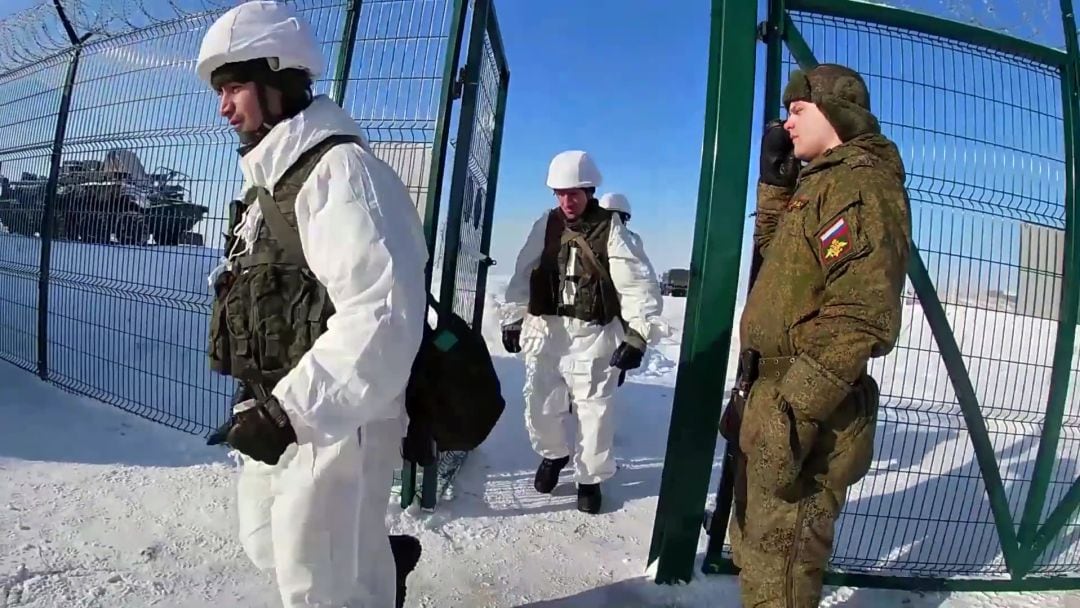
[
  {"x1": 726, "y1": 374, "x2": 877, "y2": 607},
  {"x1": 729, "y1": 457, "x2": 845, "y2": 607}
]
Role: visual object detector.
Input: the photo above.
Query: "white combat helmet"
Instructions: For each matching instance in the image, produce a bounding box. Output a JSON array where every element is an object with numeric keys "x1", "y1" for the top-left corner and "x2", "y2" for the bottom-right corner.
[
  {"x1": 599, "y1": 192, "x2": 631, "y2": 217},
  {"x1": 546, "y1": 150, "x2": 602, "y2": 190},
  {"x1": 195, "y1": 1, "x2": 324, "y2": 86}
]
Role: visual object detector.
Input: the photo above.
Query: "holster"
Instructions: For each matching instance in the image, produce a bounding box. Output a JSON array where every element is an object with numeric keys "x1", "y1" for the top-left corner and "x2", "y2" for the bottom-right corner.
[{"x1": 719, "y1": 349, "x2": 760, "y2": 449}]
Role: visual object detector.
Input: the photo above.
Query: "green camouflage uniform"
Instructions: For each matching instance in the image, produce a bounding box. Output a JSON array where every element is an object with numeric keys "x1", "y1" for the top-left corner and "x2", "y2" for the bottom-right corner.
[{"x1": 729, "y1": 65, "x2": 911, "y2": 607}]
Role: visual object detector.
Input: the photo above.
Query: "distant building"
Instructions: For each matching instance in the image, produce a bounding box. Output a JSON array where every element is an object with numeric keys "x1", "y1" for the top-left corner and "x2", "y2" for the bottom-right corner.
[{"x1": 1017, "y1": 223, "x2": 1063, "y2": 321}]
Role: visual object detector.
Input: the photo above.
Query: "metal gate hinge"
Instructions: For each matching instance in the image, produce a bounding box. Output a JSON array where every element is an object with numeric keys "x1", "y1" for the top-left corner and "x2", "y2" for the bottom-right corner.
[
  {"x1": 756, "y1": 20, "x2": 777, "y2": 43},
  {"x1": 452, "y1": 66, "x2": 467, "y2": 100}
]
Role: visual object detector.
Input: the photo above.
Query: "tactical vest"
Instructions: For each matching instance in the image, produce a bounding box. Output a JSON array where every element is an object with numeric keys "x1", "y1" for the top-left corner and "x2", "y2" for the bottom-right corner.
[
  {"x1": 527, "y1": 201, "x2": 621, "y2": 325},
  {"x1": 208, "y1": 134, "x2": 362, "y2": 390}
]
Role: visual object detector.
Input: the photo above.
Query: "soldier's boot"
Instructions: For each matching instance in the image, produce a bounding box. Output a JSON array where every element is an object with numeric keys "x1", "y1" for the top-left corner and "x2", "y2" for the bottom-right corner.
[
  {"x1": 534, "y1": 455, "x2": 570, "y2": 494},
  {"x1": 390, "y1": 534, "x2": 422, "y2": 608},
  {"x1": 576, "y1": 483, "x2": 602, "y2": 514}
]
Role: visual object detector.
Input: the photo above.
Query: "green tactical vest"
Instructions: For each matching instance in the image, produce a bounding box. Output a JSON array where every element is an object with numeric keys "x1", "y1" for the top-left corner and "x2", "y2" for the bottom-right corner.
[
  {"x1": 527, "y1": 200, "x2": 621, "y2": 325},
  {"x1": 208, "y1": 134, "x2": 362, "y2": 390}
]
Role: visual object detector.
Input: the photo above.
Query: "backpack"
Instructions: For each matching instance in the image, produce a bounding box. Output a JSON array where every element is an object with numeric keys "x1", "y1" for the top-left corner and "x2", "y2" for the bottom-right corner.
[
  {"x1": 212, "y1": 134, "x2": 504, "y2": 465},
  {"x1": 403, "y1": 296, "x2": 506, "y2": 465}
]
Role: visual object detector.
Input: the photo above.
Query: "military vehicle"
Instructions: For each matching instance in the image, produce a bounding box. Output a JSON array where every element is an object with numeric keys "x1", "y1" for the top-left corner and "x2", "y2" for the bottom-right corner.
[
  {"x1": 0, "y1": 149, "x2": 207, "y2": 246},
  {"x1": 660, "y1": 268, "x2": 691, "y2": 297}
]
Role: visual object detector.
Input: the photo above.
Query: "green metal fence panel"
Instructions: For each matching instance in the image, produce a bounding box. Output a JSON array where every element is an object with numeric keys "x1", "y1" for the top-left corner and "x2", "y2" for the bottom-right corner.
[
  {"x1": 409, "y1": 0, "x2": 509, "y2": 510},
  {"x1": 675, "y1": 0, "x2": 1080, "y2": 590},
  {"x1": 0, "y1": 0, "x2": 493, "y2": 442}
]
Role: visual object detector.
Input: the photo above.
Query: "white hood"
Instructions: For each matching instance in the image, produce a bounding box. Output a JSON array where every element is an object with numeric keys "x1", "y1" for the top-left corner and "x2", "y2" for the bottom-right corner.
[{"x1": 240, "y1": 95, "x2": 371, "y2": 192}]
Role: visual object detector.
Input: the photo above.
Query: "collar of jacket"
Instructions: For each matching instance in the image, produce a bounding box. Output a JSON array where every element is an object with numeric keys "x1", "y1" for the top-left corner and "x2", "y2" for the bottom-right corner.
[
  {"x1": 795, "y1": 132, "x2": 904, "y2": 184},
  {"x1": 239, "y1": 95, "x2": 372, "y2": 192}
]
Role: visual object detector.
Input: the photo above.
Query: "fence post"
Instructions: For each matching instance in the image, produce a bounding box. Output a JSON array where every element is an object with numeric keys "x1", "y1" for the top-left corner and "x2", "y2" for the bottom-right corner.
[
  {"x1": 37, "y1": 1, "x2": 90, "y2": 381},
  {"x1": 400, "y1": 0, "x2": 469, "y2": 510},
  {"x1": 647, "y1": 0, "x2": 757, "y2": 585},
  {"x1": 329, "y1": 0, "x2": 362, "y2": 106},
  {"x1": 702, "y1": 0, "x2": 784, "y2": 574},
  {"x1": 420, "y1": 0, "x2": 468, "y2": 275},
  {"x1": 1013, "y1": 0, "x2": 1080, "y2": 574}
]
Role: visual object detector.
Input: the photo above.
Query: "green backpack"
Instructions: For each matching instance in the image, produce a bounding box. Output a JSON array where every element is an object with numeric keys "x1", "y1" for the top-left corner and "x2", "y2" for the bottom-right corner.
[{"x1": 208, "y1": 134, "x2": 505, "y2": 465}]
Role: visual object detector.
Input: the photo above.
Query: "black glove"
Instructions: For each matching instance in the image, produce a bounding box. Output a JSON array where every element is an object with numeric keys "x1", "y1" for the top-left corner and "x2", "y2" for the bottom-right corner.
[
  {"x1": 759, "y1": 119, "x2": 800, "y2": 189},
  {"x1": 207, "y1": 395, "x2": 297, "y2": 466},
  {"x1": 502, "y1": 321, "x2": 522, "y2": 354},
  {"x1": 610, "y1": 329, "x2": 646, "y2": 371}
]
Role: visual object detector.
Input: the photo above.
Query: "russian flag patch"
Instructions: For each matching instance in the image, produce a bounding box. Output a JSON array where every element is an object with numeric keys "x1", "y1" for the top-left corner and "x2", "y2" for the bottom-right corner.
[{"x1": 819, "y1": 217, "x2": 852, "y2": 264}]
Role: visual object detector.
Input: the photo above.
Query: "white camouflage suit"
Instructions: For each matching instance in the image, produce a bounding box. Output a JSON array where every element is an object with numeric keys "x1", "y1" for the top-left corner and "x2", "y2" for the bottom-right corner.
[
  {"x1": 197, "y1": 3, "x2": 428, "y2": 606},
  {"x1": 502, "y1": 209, "x2": 665, "y2": 485}
]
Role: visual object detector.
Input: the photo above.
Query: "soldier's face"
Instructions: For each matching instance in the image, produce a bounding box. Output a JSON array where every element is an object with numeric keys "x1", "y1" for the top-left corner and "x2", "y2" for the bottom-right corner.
[
  {"x1": 554, "y1": 189, "x2": 589, "y2": 220},
  {"x1": 784, "y1": 101, "x2": 842, "y2": 160},
  {"x1": 217, "y1": 81, "x2": 282, "y2": 133}
]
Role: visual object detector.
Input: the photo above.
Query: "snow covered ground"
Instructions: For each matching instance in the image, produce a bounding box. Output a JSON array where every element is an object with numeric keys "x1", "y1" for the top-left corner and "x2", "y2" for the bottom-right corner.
[{"x1": 2, "y1": 269, "x2": 1080, "y2": 606}]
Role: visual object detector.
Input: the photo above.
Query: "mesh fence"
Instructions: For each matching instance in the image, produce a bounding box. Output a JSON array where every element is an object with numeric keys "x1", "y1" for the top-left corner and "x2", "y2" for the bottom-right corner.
[
  {"x1": 0, "y1": 0, "x2": 464, "y2": 436},
  {"x1": 715, "y1": 9, "x2": 1080, "y2": 579},
  {"x1": 0, "y1": 54, "x2": 65, "y2": 374},
  {"x1": 443, "y1": 14, "x2": 503, "y2": 329},
  {"x1": 883, "y1": 0, "x2": 1065, "y2": 50}
]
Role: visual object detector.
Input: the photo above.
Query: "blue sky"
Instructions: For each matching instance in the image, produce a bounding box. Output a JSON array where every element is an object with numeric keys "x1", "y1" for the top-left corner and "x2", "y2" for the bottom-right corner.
[
  {"x1": 0, "y1": 0, "x2": 1071, "y2": 289},
  {"x1": 484, "y1": 0, "x2": 711, "y2": 274}
]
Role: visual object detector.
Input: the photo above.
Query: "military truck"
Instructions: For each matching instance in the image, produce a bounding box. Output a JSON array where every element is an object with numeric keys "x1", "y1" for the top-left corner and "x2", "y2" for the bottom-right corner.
[
  {"x1": 0, "y1": 149, "x2": 207, "y2": 246},
  {"x1": 660, "y1": 268, "x2": 690, "y2": 297}
]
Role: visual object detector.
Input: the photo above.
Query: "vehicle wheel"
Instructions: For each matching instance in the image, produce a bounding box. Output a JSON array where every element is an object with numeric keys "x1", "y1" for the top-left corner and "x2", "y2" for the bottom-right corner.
[{"x1": 115, "y1": 214, "x2": 148, "y2": 245}]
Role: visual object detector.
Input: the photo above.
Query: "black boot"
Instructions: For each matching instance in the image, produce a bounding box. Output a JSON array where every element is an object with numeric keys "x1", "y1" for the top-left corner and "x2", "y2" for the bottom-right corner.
[
  {"x1": 390, "y1": 534, "x2": 421, "y2": 608},
  {"x1": 577, "y1": 483, "x2": 602, "y2": 514},
  {"x1": 534, "y1": 455, "x2": 570, "y2": 494}
]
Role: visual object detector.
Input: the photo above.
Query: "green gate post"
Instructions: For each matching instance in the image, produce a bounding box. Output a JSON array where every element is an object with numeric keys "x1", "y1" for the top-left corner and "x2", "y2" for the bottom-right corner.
[
  {"x1": 328, "y1": 0, "x2": 362, "y2": 106},
  {"x1": 647, "y1": 0, "x2": 757, "y2": 585},
  {"x1": 701, "y1": 0, "x2": 785, "y2": 575},
  {"x1": 1015, "y1": 0, "x2": 1080, "y2": 574},
  {"x1": 402, "y1": 0, "x2": 469, "y2": 510}
]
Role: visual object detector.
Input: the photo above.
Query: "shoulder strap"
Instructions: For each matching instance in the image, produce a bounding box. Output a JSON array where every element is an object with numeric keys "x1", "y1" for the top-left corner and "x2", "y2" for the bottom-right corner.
[
  {"x1": 256, "y1": 134, "x2": 367, "y2": 264},
  {"x1": 568, "y1": 233, "x2": 613, "y2": 287},
  {"x1": 254, "y1": 187, "x2": 306, "y2": 265},
  {"x1": 274, "y1": 133, "x2": 366, "y2": 199}
]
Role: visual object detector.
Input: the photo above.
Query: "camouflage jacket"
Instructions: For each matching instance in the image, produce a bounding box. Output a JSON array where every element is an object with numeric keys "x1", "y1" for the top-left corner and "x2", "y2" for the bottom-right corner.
[{"x1": 739, "y1": 133, "x2": 911, "y2": 422}]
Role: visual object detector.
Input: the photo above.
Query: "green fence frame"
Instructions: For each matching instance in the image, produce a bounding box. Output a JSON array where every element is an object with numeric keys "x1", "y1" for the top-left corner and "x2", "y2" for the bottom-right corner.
[
  {"x1": 399, "y1": 0, "x2": 510, "y2": 510},
  {"x1": 651, "y1": 0, "x2": 1080, "y2": 591}
]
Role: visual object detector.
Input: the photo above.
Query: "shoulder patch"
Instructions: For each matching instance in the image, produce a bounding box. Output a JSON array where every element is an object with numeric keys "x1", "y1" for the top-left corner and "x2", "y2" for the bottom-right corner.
[{"x1": 818, "y1": 216, "x2": 853, "y2": 264}]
